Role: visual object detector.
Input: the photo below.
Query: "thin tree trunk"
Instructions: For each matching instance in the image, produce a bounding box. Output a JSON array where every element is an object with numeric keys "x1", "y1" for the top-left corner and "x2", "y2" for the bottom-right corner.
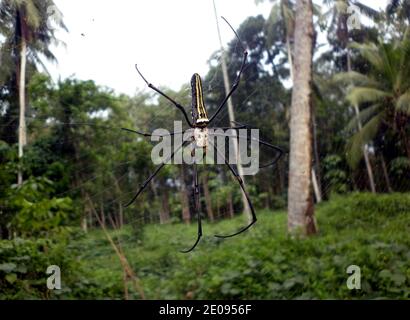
[
  {"x1": 380, "y1": 153, "x2": 393, "y2": 193},
  {"x1": 118, "y1": 201, "x2": 124, "y2": 228},
  {"x1": 401, "y1": 129, "x2": 410, "y2": 162},
  {"x1": 87, "y1": 195, "x2": 145, "y2": 300},
  {"x1": 216, "y1": 196, "x2": 220, "y2": 219},
  {"x1": 202, "y1": 173, "x2": 214, "y2": 222},
  {"x1": 100, "y1": 201, "x2": 105, "y2": 228},
  {"x1": 180, "y1": 165, "x2": 191, "y2": 224},
  {"x1": 228, "y1": 191, "x2": 234, "y2": 219},
  {"x1": 160, "y1": 188, "x2": 171, "y2": 224},
  {"x1": 17, "y1": 35, "x2": 27, "y2": 185},
  {"x1": 311, "y1": 168, "x2": 322, "y2": 203},
  {"x1": 113, "y1": 176, "x2": 124, "y2": 228},
  {"x1": 287, "y1": 0, "x2": 317, "y2": 235},
  {"x1": 311, "y1": 102, "x2": 323, "y2": 202},
  {"x1": 278, "y1": 158, "x2": 285, "y2": 194},
  {"x1": 81, "y1": 214, "x2": 88, "y2": 233},
  {"x1": 347, "y1": 53, "x2": 376, "y2": 193},
  {"x1": 286, "y1": 36, "x2": 294, "y2": 81},
  {"x1": 212, "y1": 0, "x2": 252, "y2": 223}
]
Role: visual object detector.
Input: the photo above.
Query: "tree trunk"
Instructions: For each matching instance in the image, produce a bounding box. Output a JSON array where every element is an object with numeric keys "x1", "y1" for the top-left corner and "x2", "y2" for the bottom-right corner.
[
  {"x1": 17, "y1": 34, "x2": 27, "y2": 185},
  {"x1": 100, "y1": 201, "x2": 105, "y2": 228},
  {"x1": 180, "y1": 165, "x2": 191, "y2": 224},
  {"x1": 113, "y1": 176, "x2": 124, "y2": 228},
  {"x1": 212, "y1": 0, "x2": 252, "y2": 223},
  {"x1": 311, "y1": 168, "x2": 322, "y2": 203},
  {"x1": 202, "y1": 173, "x2": 214, "y2": 222},
  {"x1": 160, "y1": 188, "x2": 171, "y2": 224},
  {"x1": 287, "y1": 0, "x2": 317, "y2": 235},
  {"x1": 286, "y1": 35, "x2": 294, "y2": 81},
  {"x1": 380, "y1": 153, "x2": 393, "y2": 193},
  {"x1": 311, "y1": 101, "x2": 323, "y2": 202},
  {"x1": 228, "y1": 191, "x2": 234, "y2": 219},
  {"x1": 118, "y1": 200, "x2": 124, "y2": 228},
  {"x1": 286, "y1": 12, "x2": 322, "y2": 204},
  {"x1": 81, "y1": 214, "x2": 88, "y2": 233}
]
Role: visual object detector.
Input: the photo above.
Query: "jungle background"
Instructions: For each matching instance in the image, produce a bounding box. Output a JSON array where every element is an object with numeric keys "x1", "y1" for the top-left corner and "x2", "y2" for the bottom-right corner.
[{"x1": 0, "y1": 0, "x2": 410, "y2": 299}]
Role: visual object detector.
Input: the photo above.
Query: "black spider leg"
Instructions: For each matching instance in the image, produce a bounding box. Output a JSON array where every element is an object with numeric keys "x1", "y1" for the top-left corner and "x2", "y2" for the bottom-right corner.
[
  {"x1": 209, "y1": 127, "x2": 286, "y2": 169},
  {"x1": 208, "y1": 17, "x2": 248, "y2": 125},
  {"x1": 135, "y1": 65, "x2": 193, "y2": 128},
  {"x1": 121, "y1": 127, "x2": 186, "y2": 138},
  {"x1": 124, "y1": 140, "x2": 189, "y2": 208},
  {"x1": 207, "y1": 124, "x2": 247, "y2": 130},
  {"x1": 208, "y1": 140, "x2": 257, "y2": 238},
  {"x1": 180, "y1": 148, "x2": 203, "y2": 253}
]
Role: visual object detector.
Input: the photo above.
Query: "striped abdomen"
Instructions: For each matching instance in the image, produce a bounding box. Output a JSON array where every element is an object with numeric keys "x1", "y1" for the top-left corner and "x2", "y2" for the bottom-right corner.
[{"x1": 191, "y1": 73, "x2": 209, "y2": 127}]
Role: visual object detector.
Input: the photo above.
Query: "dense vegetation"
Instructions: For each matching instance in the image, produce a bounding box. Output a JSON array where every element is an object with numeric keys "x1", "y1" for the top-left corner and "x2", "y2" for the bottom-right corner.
[
  {"x1": 1, "y1": 193, "x2": 409, "y2": 299},
  {"x1": 0, "y1": 0, "x2": 409, "y2": 299}
]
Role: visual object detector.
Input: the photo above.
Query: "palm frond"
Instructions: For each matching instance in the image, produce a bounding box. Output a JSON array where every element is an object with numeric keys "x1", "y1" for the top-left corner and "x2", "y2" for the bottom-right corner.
[
  {"x1": 352, "y1": 1, "x2": 381, "y2": 20},
  {"x1": 346, "y1": 87, "x2": 391, "y2": 106},
  {"x1": 347, "y1": 112, "x2": 383, "y2": 168},
  {"x1": 334, "y1": 71, "x2": 381, "y2": 88},
  {"x1": 22, "y1": 0, "x2": 41, "y2": 29},
  {"x1": 396, "y1": 90, "x2": 410, "y2": 115},
  {"x1": 345, "y1": 103, "x2": 382, "y2": 133},
  {"x1": 350, "y1": 42, "x2": 385, "y2": 73}
]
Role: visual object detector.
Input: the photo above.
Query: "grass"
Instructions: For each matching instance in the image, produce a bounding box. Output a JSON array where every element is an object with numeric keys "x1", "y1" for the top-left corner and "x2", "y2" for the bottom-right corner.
[{"x1": 71, "y1": 192, "x2": 410, "y2": 299}]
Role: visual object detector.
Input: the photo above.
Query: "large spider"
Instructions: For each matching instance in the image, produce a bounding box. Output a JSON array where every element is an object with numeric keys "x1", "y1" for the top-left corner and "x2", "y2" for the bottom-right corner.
[{"x1": 122, "y1": 17, "x2": 284, "y2": 252}]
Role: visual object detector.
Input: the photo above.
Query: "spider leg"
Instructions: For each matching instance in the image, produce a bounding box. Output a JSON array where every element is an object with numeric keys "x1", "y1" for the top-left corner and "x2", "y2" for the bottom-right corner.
[
  {"x1": 180, "y1": 151, "x2": 202, "y2": 253},
  {"x1": 122, "y1": 127, "x2": 186, "y2": 138},
  {"x1": 209, "y1": 141, "x2": 257, "y2": 238},
  {"x1": 257, "y1": 139, "x2": 285, "y2": 169},
  {"x1": 208, "y1": 18, "x2": 248, "y2": 125},
  {"x1": 124, "y1": 140, "x2": 189, "y2": 208},
  {"x1": 135, "y1": 65, "x2": 193, "y2": 127},
  {"x1": 207, "y1": 124, "x2": 247, "y2": 130},
  {"x1": 209, "y1": 130, "x2": 286, "y2": 169}
]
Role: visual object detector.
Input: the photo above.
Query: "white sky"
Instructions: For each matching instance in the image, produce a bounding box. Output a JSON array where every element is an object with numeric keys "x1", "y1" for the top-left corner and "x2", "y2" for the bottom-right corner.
[{"x1": 45, "y1": 0, "x2": 388, "y2": 96}]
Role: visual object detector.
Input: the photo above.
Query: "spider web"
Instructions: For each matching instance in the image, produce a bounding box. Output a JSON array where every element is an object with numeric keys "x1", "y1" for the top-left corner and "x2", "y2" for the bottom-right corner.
[
  {"x1": 1, "y1": 31, "x2": 280, "y2": 240},
  {"x1": 1, "y1": 13, "x2": 408, "y2": 255}
]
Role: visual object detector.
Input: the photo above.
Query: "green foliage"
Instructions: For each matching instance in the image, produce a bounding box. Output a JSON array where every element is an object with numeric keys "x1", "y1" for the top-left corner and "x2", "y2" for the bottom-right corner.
[
  {"x1": 5, "y1": 177, "x2": 74, "y2": 237},
  {"x1": 323, "y1": 154, "x2": 349, "y2": 194},
  {"x1": 69, "y1": 193, "x2": 410, "y2": 299},
  {"x1": 0, "y1": 236, "x2": 84, "y2": 299},
  {"x1": 337, "y1": 36, "x2": 410, "y2": 168}
]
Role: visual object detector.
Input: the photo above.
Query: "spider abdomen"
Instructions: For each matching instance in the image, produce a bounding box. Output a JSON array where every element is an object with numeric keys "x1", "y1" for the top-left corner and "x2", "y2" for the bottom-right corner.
[{"x1": 191, "y1": 73, "x2": 209, "y2": 126}]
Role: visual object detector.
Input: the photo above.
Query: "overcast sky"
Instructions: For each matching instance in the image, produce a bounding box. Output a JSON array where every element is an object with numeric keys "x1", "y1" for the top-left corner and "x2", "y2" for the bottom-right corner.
[{"x1": 45, "y1": 0, "x2": 388, "y2": 96}]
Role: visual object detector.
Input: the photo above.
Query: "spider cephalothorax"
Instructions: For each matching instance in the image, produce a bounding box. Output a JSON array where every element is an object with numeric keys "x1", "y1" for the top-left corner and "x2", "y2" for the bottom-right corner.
[{"x1": 193, "y1": 127, "x2": 209, "y2": 148}]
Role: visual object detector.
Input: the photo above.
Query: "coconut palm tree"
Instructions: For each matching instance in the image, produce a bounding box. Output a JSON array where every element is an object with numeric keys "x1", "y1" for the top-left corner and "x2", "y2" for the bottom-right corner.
[
  {"x1": 322, "y1": 0, "x2": 381, "y2": 193},
  {"x1": 0, "y1": 0, "x2": 66, "y2": 184},
  {"x1": 263, "y1": 0, "x2": 296, "y2": 79},
  {"x1": 336, "y1": 31, "x2": 410, "y2": 168}
]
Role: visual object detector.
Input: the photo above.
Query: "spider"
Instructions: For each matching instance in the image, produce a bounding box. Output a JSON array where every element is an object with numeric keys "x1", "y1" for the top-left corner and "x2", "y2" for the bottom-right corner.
[{"x1": 122, "y1": 17, "x2": 284, "y2": 252}]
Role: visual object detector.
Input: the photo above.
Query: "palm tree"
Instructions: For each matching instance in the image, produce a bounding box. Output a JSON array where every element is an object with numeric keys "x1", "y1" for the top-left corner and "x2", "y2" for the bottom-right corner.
[
  {"x1": 336, "y1": 31, "x2": 410, "y2": 167},
  {"x1": 264, "y1": 0, "x2": 296, "y2": 79},
  {"x1": 287, "y1": 0, "x2": 317, "y2": 235},
  {"x1": 0, "y1": 0, "x2": 66, "y2": 184},
  {"x1": 323, "y1": 0, "x2": 381, "y2": 193}
]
